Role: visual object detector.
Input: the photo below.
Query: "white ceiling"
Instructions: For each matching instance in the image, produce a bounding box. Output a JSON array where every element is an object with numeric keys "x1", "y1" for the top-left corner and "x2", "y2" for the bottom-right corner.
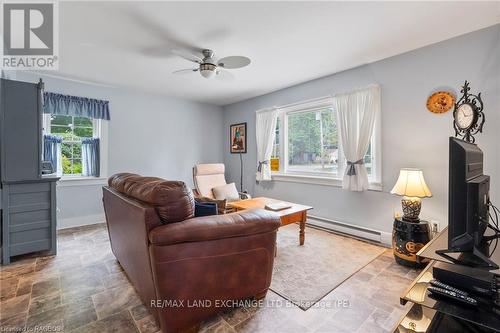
[{"x1": 42, "y1": 1, "x2": 500, "y2": 105}]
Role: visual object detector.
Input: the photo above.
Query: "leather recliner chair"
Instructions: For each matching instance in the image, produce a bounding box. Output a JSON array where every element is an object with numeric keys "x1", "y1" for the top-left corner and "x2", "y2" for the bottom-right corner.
[{"x1": 102, "y1": 173, "x2": 280, "y2": 333}]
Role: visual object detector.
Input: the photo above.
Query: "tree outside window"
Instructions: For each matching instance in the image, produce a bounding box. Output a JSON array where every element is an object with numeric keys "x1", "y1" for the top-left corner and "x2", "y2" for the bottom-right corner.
[
  {"x1": 287, "y1": 108, "x2": 339, "y2": 174},
  {"x1": 49, "y1": 115, "x2": 93, "y2": 175},
  {"x1": 270, "y1": 100, "x2": 377, "y2": 181}
]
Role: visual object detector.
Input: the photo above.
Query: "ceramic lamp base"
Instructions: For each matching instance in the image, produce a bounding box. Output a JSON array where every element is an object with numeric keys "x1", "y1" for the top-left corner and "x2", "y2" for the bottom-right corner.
[
  {"x1": 392, "y1": 218, "x2": 430, "y2": 268},
  {"x1": 401, "y1": 196, "x2": 421, "y2": 222}
]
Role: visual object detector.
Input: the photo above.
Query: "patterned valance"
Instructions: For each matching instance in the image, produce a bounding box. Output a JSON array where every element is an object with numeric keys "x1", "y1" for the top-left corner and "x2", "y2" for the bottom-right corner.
[
  {"x1": 43, "y1": 134, "x2": 63, "y2": 144},
  {"x1": 43, "y1": 92, "x2": 110, "y2": 120}
]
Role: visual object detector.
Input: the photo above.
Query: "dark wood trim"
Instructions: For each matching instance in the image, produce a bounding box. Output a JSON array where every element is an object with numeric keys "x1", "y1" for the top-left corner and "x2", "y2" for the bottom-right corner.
[{"x1": 230, "y1": 122, "x2": 247, "y2": 154}]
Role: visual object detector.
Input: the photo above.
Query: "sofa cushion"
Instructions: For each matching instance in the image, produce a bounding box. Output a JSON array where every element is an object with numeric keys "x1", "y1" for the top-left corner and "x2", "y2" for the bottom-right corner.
[
  {"x1": 148, "y1": 208, "x2": 281, "y2": 246},
  {"x1": 108, "y1": 173, "x2": 194, "y2": 223},
  {"x1": 212, "y1": 183, "x2": 240, "y2": 202}
]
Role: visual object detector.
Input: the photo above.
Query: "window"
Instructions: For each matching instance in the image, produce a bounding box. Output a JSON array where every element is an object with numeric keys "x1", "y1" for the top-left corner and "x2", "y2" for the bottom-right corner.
[
  {"x1": 272, "y1": 117, "x2": 280, "y2": 159},
  {"x1": 43, "y1": 114, "x2": 100, "y2": 177},
  {"x1": 287, "y1": 107, "x2": 338, "y2": 175},
  {"x1": 272, "y1": 97, "x2": 381, "y2": 185}
]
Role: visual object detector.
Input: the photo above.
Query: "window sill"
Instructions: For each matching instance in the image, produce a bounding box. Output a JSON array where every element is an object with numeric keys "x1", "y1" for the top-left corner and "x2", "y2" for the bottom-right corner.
[
  {"x1": 57, "y1": 176, "x2": 108, "y2": 187},
  {"x1": 271, "y1": 173, "x2": 383, "y2": 191}
]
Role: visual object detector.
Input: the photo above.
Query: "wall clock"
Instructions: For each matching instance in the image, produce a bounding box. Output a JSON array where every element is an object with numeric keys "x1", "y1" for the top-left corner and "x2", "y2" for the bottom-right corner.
[
  {"x1": 453, "y1": 81, "x2": 484, "y2": 143},
  {"x1": 426, "y1": 91, "x2": 455, "y2": 114}
]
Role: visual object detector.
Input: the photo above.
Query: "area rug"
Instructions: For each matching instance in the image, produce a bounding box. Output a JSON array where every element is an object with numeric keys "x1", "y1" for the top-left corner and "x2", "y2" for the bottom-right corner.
[{"x1": 270, "y1": 224, "x2": 386, "y2": 310}]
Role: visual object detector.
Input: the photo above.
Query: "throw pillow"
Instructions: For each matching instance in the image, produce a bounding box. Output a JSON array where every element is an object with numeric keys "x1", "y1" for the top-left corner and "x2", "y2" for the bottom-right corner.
[
  {"x1": 212, "y1": 183, "x2": 240, "y2": 202},
  {"x1": 194, "y1": 202, "x2": 218, "y2": 217},
  {"x1": 194, "y1": 196, "x2": 227, "y2": 215}
]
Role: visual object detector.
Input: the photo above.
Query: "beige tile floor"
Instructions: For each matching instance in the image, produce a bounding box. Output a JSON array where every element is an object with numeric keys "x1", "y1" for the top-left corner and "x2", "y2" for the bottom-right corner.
[{"x1": 0, "y1": 223, "x2": 418, "y2": 333}]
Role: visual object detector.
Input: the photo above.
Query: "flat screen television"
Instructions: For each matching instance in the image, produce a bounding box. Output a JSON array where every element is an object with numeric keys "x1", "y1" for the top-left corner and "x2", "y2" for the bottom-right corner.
[{"x1": 438, "y1": 137, "x2": 496, "y2": 268}]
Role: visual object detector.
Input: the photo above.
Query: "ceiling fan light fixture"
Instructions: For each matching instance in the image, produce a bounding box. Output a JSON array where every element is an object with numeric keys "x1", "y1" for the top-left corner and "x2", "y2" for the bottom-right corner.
[
  {"x1": 199, "y1": 63, "x2": 216, "y2": 78},
  {"x1": 172, "y1": 48, "x2": 250, "y2": 80}
]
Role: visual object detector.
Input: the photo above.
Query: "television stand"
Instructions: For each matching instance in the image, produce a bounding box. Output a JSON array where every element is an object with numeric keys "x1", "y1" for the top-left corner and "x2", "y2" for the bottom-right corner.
[
  {"x1": 435, "y1": 246, "x2": 499, "y2": 270},
  {"x1": 393, "y1": 227, "x2": 500, "y2": 333}
]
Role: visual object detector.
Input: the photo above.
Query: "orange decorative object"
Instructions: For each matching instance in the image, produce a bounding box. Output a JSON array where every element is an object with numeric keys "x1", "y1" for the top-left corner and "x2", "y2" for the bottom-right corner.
[
  {"x1": 426, "y1": 91, "x2": 455, "y2": 114},
  {"x1": 270, "y1": 157, "x2": 280, "y2": 171}
]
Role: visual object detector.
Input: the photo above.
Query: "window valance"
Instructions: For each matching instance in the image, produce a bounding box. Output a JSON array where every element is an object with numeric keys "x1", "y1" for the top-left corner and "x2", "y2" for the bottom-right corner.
[{"x1": 43, "y1": 92, "x2": 110, "y2": 120}]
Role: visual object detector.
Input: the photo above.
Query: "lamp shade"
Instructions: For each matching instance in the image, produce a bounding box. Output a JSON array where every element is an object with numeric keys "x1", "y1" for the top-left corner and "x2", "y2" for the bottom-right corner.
[{"x1": 390, "y1": 168, "x2": 432, "y2": 198}]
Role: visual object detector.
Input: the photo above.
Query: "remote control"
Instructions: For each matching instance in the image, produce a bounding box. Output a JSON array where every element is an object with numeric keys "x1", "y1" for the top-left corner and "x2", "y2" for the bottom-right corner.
[
  {"x1": 429, "y1": 279, "x2": 469, "y2": 296},
  {"x1": 428, "y1": 286, "x2": 478, "y2": 306}
]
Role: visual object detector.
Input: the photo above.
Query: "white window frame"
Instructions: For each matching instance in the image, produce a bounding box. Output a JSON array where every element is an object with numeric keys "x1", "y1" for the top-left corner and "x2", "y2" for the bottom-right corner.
[
  {"x1": 271, "y1": 96, "x2": 382, "y2": 191},
  {"x1": 42, "y1": 114, "x2": 108, "y2": 184}
]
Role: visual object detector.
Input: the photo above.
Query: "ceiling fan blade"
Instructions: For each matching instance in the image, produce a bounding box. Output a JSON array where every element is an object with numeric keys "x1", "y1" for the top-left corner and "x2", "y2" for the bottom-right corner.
[
  {"x1": 218, "y1": 56, "x2": 251, "y2": 69},
  {"x1": 172, "y1": 68, "x2": 199, "y2": 74},
  {"x1": 172, "y1": 49, "x2": 202, "y2": 64},
  {"x1": 216, "y1": 68, "x2": 235, "y2": 81},
  {"x1": 123, "y1": 9, "x2": 203, "y2": 59}
]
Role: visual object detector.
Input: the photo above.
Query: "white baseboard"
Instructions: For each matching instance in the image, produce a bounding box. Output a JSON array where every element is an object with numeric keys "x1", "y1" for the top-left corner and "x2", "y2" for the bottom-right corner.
[
  {"x1": 57, "y1": 214, "x2": 105, "y2": 230},
  {"x1": 379, "y1": 232, "x2": 393, "y2": 246},
  {"x1": 307, "y1": 214, "x2": 392, "y2": 247}
]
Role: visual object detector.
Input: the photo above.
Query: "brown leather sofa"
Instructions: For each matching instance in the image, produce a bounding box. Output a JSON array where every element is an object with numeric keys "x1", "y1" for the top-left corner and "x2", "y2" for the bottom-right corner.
[{"x1": 102, "y1": 173, "x2": 280, "y2": 333}]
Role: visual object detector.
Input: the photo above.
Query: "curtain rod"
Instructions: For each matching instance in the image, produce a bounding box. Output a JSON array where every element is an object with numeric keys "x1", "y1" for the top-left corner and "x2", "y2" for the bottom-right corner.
[
  {"x1": 332, "y1": 83, "x2": 380, "y2": 98},
  {"x1": 256, "y1": 95, "x2": 332, "y2": 114},
  {"x1": 44, "y1": 90, "x2": 110, "y2": 104},
  {"x1": 256, "y1": 83, "x2": 379, "y2": 113},
  {"x1": 276, "y1": 95, "x2": 333, "y2": 110}
]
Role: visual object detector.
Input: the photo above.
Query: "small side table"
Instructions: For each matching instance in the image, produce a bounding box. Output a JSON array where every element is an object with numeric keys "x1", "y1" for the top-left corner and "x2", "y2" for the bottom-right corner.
[{"x1": 392, "y1": 218, "x2": 431, "y2": 268}]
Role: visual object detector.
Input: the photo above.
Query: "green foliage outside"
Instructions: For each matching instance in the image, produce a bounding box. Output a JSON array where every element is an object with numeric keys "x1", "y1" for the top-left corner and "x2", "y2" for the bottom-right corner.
[
  {"x1": 287, "y1": 109, "x2": 338, "y2": 170},
  {"x1": 62, "y1": 155, "x2": 82, "y2": 174},
  {"x1": 273, "y1": 108, "x2": 373, "y2": 175},
  {"x1": 50, "y1": 115, "x2": 92, "y2": 175}
]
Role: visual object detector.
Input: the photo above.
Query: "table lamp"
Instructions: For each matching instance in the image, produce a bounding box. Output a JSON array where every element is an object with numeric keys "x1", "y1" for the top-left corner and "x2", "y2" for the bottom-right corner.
[{"x1": 391, "y1": 168, "x2": 432, "y2": 222}]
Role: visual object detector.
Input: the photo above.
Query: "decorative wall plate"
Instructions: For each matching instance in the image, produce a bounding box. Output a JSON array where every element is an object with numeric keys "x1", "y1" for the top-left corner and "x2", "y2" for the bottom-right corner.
[{"x1": 426, "y1": 91, "x2": 455, "y2": 114}]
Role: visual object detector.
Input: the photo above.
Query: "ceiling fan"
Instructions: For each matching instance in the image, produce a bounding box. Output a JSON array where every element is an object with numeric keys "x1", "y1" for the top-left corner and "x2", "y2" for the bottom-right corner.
[{"x1": 172, "y1": 49, "x2": 251, "y2": 79}]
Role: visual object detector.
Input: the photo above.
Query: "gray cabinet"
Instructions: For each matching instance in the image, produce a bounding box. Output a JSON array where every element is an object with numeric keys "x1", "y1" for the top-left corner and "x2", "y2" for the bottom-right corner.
[
  {"x1": 0, "y1": 79, "x2": 42, "y2": 182},
  {"x1": 0, "y1": 78, "x2": 58, "y2": 264},
  {"x1": 2, "y1": 179, "x2": 57, "y2": 263}
]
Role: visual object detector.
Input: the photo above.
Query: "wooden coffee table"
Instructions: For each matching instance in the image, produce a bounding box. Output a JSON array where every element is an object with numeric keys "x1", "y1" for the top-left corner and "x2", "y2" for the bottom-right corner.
[{"x1": 229, "y1": 197, "x2": 313, "y2": 245}]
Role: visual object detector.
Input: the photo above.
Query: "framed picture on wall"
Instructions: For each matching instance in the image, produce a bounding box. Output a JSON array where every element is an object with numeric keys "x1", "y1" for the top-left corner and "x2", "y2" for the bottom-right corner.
[{"x1": 230, "y1": 122, "x2": 247, "y2": 154}]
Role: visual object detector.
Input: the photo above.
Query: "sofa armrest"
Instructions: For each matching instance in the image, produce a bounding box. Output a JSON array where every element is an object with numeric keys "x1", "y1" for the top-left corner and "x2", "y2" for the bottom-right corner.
[{"x1": 148, "y1": 208, "x2": 280, "y2": 246}]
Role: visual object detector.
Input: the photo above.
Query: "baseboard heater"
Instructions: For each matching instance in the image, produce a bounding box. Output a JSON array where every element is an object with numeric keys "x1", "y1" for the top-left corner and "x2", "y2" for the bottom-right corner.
[{"x1": 306, "y1": 214, "x2": 390, "y2": 246}]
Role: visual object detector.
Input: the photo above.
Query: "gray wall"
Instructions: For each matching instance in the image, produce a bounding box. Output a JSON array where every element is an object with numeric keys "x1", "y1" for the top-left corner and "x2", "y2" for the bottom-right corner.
[
  {"x1": 5, "y1": 24, "x2": 499, "y2": 232},
  {"x1": 13, "y1": 72, "x2": 224, "y2": 228},
  {"x1": 223, "y1": 25, "x2": 500, "y2": 234}
]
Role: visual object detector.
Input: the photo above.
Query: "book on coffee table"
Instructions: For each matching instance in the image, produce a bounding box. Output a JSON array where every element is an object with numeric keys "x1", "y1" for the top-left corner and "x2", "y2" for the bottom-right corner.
[{"x1": 265, "y1": 202, "x2": 292, "y2": 211}]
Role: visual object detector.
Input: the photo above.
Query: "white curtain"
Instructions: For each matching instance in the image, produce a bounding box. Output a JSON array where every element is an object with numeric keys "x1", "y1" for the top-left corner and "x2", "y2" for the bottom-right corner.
[
  {"x1": 334, "y1": 85, "x2": 380, "y2": 191},
  {"x1": 255, "y1": 108, "x2": 278, "y2": 182}
]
